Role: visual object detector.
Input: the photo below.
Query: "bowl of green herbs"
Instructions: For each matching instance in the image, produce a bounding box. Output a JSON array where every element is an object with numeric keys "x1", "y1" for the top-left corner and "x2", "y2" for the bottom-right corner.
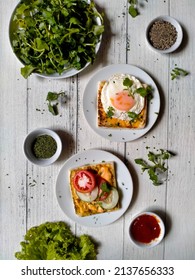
[
  {"x1": 9, "y1": 0, "x2": 104, "y2": 79},
  {"x1": 23, "y1": 128, "x2": 62, "y2": 166}
]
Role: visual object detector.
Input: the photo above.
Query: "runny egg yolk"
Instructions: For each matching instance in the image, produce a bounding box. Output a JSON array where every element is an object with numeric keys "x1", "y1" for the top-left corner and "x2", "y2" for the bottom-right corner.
[{"x1": 110, "y1": 91, "x2": 135, "y2": 112}]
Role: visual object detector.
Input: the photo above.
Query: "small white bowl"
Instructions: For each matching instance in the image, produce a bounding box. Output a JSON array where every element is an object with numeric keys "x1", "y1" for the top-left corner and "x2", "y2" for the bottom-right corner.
[
  {"x1": 146, "y1": 15, "x2": 183, "y2": 54},
  {"x1": 129, "y1": 211, "x2": 165, "y2": 248},
  {"x1": 23, "y1": 128, "x2": 62, "y2": 166}
]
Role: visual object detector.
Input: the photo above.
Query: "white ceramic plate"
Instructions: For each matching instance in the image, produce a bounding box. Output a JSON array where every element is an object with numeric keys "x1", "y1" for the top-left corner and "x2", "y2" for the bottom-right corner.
[
  {"x1": 56, "y1": 149, "x2": 133, "y2": 227},
  {"x1": 83, "y1": 64, "x2": 160, "y2": 142}
]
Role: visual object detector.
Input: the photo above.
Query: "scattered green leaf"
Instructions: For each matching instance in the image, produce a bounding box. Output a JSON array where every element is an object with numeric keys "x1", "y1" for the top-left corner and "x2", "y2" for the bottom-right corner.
[
  {"x1": 171, "y1": 67, "x2": 189, "y2": 80},
  {"x1": 135, "y1": 149, "x2": 174, "y2": 186},
  {"x1": 128, "y1": 0, "x2": 139, "y2": 18},
  {"x1": 46, "y1": 91, "x2": 66, "y2": 116}
]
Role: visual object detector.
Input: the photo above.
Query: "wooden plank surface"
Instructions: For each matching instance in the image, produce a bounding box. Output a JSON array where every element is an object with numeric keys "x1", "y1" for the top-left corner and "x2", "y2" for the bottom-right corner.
[{"x1": 0, "y1": 0, "x2": 195, "y2": 260}]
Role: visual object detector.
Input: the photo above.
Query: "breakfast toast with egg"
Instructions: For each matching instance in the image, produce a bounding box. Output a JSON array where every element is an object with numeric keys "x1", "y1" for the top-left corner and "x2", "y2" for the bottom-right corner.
[
  {"x1": 97, "y1": 75, "x2": 148, "y2": 129},
  {"x1": 69, "y1": 161, "x2": 120, "y2": 217}
]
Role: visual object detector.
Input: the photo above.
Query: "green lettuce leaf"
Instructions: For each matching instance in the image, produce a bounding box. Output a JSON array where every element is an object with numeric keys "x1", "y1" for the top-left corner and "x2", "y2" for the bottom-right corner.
[{"x1": 15, "y1": 221, "x2": 97, "y2": 260}]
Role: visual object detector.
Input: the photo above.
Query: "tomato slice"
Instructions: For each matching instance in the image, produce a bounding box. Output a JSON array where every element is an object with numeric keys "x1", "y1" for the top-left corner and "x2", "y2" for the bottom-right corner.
[{"x1": 73, "y1": 170, "x2": 96, "y2": 193}]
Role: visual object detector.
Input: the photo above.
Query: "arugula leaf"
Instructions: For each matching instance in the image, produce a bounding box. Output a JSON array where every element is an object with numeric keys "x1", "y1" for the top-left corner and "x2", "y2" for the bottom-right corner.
[
  {"x1": 123, "y1": 77, "x2": 134, "y2": 97},
  {"x1": 11, "y1": 0, "x2": 104, "y2": 78},
  {"x1": 129, "y1": 5, "x2": 138, "y2": 18},
  {"x1": 128, "y1": 0, "x2": 139, "y2": 18},
  {"x1": 46, "y1": 91, "x2": 66, "y2": 116},
  {"x1": 171, "y1": 67, "x2": 189, "y2": 80},
  {"x1": 135, "y1": 85, "x2": 153, "y2": 99},
  {"x1": 123, "y1": 77, "x2": 133, "y2": 88},
  {"x1": 135, "y1": 149, "x2": 174, "y2": 186}
]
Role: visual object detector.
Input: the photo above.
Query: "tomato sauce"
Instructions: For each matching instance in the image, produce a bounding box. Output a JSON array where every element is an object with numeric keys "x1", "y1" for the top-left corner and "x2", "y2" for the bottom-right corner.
[{"x1": 130, "y1": 214, "x2": 161, "y2": 244}]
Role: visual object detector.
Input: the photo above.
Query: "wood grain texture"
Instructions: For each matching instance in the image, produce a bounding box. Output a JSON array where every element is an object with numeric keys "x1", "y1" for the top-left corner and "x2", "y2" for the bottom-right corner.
[{"x1": 0, "y1": 0, "x2": 195, "y2": 260}]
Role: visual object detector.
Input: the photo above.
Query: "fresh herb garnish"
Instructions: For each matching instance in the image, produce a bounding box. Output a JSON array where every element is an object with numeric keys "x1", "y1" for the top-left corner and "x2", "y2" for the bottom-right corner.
[
  {"x1": 128, "y1": 0, "x2": 139, "y2": 18},
  {"x1": 46, "y1": 91, "x2": 66, "y2": 116},
  {"x1": 106, "y1": 106, "x2": 115, "y2": 118},
  {"x1": 11, "y1": 0, "x2": 104, "y2": 78},
  {"x1": 171, "y1": 67, "x2": 189, "y2": 80},
  {"x1": 128, "y1": 111, "x2": 139, "y2": 122},
  {"x1": 123, "y1": 77, "x2": 133, "y2": 88},
  {"x1": 123, "y1": 77, "x2": 134, "y2": 97},
  {"x1": 100, "y1": 182, "x2": 111, "y2": 193},
  {"x1": 135, "y1": 149, "x2": 174, "y2": 186},
  {"x1": 135, "y1": 85, "x2": 153, "y2": 99}
]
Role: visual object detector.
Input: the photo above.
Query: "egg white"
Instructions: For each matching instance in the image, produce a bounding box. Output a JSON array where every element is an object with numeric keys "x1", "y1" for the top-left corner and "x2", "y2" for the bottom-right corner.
[{"x1": 101, "y1": 73, "x2": 145, "y2": 121}]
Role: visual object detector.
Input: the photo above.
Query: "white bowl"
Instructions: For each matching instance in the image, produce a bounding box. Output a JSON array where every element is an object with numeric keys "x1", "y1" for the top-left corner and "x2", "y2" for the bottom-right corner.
[
  {"x1": 9, "y1": 0, "x2": 103, "y2": 79},
  {"x1": 23, "y1": 128, "x2": 62, "y2": 166},
  {"x1": 129, "y1": 211, "x2": 165, "y2": 248},
  {"x1": 146, "y1": 15, "x2": 183, "y2": 54}
]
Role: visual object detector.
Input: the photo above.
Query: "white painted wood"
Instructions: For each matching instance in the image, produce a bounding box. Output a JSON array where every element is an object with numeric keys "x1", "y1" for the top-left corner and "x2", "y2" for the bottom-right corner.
[{"x1": 0, "y1": 0, "x2": 195, "y2": 260}]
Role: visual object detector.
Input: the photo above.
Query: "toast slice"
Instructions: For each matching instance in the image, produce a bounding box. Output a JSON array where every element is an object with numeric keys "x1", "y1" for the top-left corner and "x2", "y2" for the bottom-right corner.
[
  {"x1": 97, "y1": 80, "x2": 147, "y2": 129},
  {"x1": 69, "y1": 161, "x2": 120, "y2": 217}
]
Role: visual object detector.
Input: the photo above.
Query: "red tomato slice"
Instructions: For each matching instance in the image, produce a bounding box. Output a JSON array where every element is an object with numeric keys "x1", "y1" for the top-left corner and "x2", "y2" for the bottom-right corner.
[{"x1": 73, "y1": 170, "x2": 96, "y2": 193}]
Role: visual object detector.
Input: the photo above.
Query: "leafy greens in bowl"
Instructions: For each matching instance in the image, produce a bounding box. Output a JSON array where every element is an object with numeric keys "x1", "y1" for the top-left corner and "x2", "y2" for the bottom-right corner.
[
  {"x1": 15, "y1": 221, "x2": 97, "y2": 260},
  {"x1": 9, "y1": 0, "x2": 104, "y2": 79}
]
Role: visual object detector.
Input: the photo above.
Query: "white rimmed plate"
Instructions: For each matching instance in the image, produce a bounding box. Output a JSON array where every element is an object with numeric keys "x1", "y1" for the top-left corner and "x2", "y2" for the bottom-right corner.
[
  {"x1": 83, "y1": 64, "x2": 160, "y2": 142},
  {"x1": 56, "y1": 149, "x2": 133, "y2": 227}
]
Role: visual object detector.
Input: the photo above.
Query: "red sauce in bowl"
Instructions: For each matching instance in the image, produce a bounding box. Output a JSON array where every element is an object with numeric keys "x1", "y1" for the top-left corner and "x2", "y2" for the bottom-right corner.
[{"x1": 130, "y1": 214, "x2": 161, "y2": 244}]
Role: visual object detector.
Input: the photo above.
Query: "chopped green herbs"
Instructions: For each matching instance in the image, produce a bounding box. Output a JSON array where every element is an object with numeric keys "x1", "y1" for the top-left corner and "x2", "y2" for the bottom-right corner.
[
  {"x1": 135, "y1": 149, "x2": 174, "y2": 186},
  {"x1": 46, "y1": 91, "x2": 66, "y2": 116},
  {"x1": 128, "y1": 0, "x2": 139, "y2": 18},
  {"x1": 106, "y1": 106, "x2": 115, "y2": 118},
  {"x1": 171, "y1": 67, "x2": 189, "y2": 80},
  {"x1": 11, "y1": 0, "x2": 104, "y2": 78},
  {"x1": 32, "y1": 135, "x2": 57, "y2": 159}
]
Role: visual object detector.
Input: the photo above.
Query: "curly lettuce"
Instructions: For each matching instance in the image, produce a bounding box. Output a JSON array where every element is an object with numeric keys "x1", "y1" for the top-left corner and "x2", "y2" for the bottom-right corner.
[{"x1": 15, "y1": 221, "x2": 97, "y2": 260}]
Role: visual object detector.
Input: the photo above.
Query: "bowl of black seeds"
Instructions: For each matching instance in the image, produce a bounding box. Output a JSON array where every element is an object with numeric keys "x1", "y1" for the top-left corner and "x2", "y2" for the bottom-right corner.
[
  {"x1": 23, "y1": 128, "x2": 62, "y2": 166},
  {"x1": 146, "y1": 15, "x2": 183, "y2": 54}
]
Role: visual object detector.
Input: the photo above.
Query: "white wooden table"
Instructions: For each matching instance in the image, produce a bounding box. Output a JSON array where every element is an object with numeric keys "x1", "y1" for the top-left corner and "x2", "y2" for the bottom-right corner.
[{"x1": 1, "y1": 0, "x2": 195, "y2": 260}]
